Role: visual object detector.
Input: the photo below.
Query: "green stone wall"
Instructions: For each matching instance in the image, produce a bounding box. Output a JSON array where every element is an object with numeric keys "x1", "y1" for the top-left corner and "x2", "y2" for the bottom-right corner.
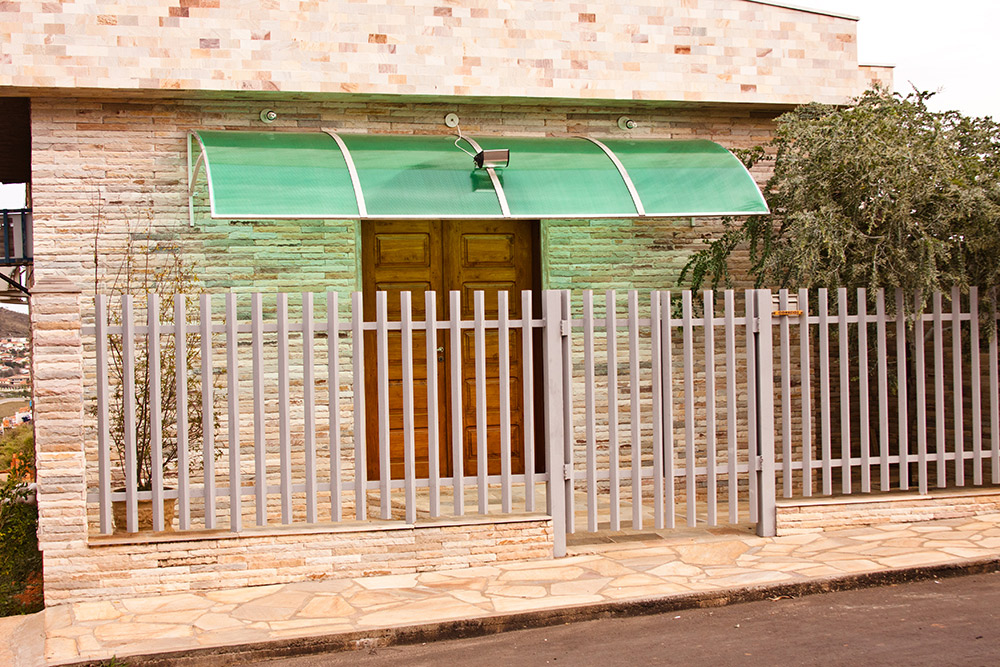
[
  {"x1": 541, "y1": 217, "x2": 727, "y2": 293},
  {"x1": 189, "y1": 217, "x2": 359, "y2": 295}
]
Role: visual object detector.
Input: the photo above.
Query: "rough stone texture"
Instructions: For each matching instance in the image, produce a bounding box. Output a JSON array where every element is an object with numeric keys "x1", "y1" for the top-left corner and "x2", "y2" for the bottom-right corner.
[
  {"x1": 4, "y1": 0, "x2": 890, "y2": 106},
  {"x1": 44, "y1": 517, "x2": 553, "y2": 606},
  {"x1": 776, "y1": 490, "x2": 1000, "y2": 535},
  {"x1": 30, "y1": 278, "x2": 90, "y2": 582}
]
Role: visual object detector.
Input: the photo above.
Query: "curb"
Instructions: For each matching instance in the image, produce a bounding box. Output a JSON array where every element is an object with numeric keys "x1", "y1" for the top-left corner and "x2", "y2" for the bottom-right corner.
[{"x1": 59, "y1": 555, "x2": 1000, "y2": 667}]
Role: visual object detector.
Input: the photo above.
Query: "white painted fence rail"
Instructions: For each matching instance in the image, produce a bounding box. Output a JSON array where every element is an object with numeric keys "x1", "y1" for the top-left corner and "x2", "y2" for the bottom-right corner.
[{"x1": 82, "y1": 287, "x2": 1000, "y2": 555}]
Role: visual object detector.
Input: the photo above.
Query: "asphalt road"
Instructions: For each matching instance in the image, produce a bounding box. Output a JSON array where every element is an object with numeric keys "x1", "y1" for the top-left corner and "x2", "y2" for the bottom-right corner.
[{"x1": 247, "y1": 571, "x2": 1000, "y2": 666}]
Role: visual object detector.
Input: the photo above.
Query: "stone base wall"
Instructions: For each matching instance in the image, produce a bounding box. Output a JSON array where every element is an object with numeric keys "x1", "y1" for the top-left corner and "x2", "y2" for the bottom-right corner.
[
  {"x1": 776, "y1": 489, "x2": 1000, "y2": 535},
  {"x1": 43, "y1": 516, "x2": 552, "y2": 605}
]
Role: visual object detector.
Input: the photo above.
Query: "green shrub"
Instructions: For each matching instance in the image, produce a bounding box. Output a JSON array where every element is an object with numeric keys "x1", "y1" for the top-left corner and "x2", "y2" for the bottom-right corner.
[
  {"x1": 0, "y1": 423, "x2": 34, "y2": 471},
  {"x1": 0, "y1": 454, "x2": 43, "y2": 615}
]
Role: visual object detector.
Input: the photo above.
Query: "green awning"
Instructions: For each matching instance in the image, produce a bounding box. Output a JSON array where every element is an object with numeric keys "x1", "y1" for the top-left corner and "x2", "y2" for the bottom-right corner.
[{"x1": 188, "y1": 130, "x2": 768, "y2": 220}]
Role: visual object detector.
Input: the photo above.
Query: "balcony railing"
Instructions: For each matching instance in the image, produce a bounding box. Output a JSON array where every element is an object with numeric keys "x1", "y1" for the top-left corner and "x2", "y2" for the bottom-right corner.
[{"x1": 0, "y1": 208, "x2": 32, "y2": 266}]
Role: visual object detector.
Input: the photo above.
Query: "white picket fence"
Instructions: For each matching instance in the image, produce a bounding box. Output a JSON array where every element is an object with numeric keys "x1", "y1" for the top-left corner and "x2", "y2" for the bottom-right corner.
[{"x1": 82, "y1": 287, "x2": 1000, "y2": 555}]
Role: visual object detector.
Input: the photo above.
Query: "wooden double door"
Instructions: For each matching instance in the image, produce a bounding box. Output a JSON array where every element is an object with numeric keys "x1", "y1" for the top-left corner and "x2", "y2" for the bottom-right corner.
[{"x1": 361, "y1": 220, "x2": 539, "y2": 481}]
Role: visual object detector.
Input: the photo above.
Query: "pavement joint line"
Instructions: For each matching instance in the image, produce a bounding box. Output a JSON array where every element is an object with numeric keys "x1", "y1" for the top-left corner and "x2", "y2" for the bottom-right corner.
[{"x1": 53, "y1": 555, "x2": 1000, "y2": 667}]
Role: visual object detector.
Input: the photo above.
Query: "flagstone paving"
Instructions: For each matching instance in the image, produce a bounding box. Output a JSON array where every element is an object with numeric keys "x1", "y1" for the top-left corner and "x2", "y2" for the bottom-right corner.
[{"x1": 42, "y1": 514, "x2": 1000, "y2": 665}]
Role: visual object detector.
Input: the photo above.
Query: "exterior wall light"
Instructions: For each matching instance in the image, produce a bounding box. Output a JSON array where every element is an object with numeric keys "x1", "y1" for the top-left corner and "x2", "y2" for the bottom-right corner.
[
  {"x1": 260, "y1": 109, "x2": 278, "y2": 123},
  {"x1": 474, "y1": 148, "x2": 509, "y2": 169},
  {"x1": 618, "y1": 116, "x2": 637, "y2": 130}
]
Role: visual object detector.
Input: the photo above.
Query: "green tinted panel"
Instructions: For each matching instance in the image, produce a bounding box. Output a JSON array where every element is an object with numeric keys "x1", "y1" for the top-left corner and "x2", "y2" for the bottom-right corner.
[
  {"x1": 340, "y1": 134, "x2": 503, "y2": 218},
  {"x1": 602, "y1": 139, "x2": 769, "y2": 216},
  {"x1": 474, "y1": 136, "x2": 638, "y2": 217},
  {"x1": 197, "y1": 131, "x2": 358, "y2": 218}
]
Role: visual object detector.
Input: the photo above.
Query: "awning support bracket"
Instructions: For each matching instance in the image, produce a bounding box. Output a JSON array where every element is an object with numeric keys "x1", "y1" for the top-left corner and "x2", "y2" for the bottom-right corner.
[
  {"x1": 324, "y1": 130, "x2": 368, "y2": 218},
  {"x1": 580, "y1": 137, "x2": 646, "y2": 217}
]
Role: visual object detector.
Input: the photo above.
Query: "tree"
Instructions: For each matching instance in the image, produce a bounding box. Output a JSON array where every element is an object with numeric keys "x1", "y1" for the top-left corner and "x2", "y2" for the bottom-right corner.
[{"x1": 682, "y1": 87, "x2": 1000, "y2": 309}]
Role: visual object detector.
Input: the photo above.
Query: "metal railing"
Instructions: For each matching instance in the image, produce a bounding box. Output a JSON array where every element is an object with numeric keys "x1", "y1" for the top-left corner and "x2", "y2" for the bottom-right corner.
[{"x1": 82, "y1": 287, "x2": 1000, "y2": 554}]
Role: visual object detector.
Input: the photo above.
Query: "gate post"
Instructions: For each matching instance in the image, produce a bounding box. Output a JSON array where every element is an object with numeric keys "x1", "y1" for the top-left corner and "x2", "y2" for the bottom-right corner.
[
  {"x1": 755, "y1": 289, "x2": 777, "y2": 537},
  {"x1": 542, "y1": 290, "x2": 567, "y2": 557}
]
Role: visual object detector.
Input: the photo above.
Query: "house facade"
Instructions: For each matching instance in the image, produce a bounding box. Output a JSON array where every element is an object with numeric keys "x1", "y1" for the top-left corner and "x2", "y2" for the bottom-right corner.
[{"x1": 4, "y1": 0, "x2": 902, "y2": 605}]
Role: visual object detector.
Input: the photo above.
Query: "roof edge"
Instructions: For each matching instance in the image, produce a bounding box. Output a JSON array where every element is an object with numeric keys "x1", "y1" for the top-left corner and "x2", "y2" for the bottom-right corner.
[{"x1": 743, "y1": 0, "x2": 859, "y2": 21}]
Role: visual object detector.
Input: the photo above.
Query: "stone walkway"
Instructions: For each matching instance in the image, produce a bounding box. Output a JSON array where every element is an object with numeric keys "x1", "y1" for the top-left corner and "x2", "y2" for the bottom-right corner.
[{"x1": 43, "y1": 514, "x2": 1000, "y2": 665}]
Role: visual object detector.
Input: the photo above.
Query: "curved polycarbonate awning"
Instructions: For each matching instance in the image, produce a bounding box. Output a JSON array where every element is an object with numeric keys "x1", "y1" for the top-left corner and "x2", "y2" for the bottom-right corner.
[{"x1": 187, "y1": 130, "x2": 768, "y2": 221}]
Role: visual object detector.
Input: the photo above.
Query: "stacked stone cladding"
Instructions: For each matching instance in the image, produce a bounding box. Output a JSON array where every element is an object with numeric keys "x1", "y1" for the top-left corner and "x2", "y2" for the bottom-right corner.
[
  {"x1": 6, "y1": 0, "x2": 888, "y2": 106},
  {"x1": 776, "y1": 489, "x2": 1000, "y2": 535}
]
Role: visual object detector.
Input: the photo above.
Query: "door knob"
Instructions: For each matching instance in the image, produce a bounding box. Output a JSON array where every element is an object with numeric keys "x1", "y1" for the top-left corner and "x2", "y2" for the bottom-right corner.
[{"x1": 437, "y1": 346, "x2": 445, "y2": 362}]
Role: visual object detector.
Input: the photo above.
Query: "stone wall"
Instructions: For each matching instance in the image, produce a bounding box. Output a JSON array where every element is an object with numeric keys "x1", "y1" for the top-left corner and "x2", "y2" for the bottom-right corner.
[
  {"x1": 46, "y1": 516, "x2": 553, "y2": 605},
  {"x1": 776, "y1": 489, "x2": 1000, "y2": 535},
  {"x1": 5, "y1": 0, "x2": 889, "y2": 106}
]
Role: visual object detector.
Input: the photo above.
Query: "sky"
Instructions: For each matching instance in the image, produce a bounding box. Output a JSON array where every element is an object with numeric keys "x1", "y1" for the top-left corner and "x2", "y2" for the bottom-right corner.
[{"x1": 788, "y1": 0, "x2": 1000, "y2": 118}]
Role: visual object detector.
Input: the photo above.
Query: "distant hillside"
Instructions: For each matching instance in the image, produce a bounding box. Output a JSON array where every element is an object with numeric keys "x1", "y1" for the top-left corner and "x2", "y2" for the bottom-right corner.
[{"x1": 0, "y1": 307, "x2": 29, "y2": 338}]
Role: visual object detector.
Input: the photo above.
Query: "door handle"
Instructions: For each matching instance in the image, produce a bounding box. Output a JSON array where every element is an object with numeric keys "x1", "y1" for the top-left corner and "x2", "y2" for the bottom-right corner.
[{"x1": 437, "y1": 346, "x2": 445, "y2": 362}]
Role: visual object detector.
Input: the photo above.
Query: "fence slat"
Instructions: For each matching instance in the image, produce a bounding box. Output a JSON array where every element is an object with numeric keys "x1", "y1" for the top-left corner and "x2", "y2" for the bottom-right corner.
[
  {"x1": 225, "y1": 293, "x2": 241, "y2": 531},
  {"x1": 661, "y1": 291, "x2": 674, "y2": 530},
  {"x1": 933, "y1": 291, "x2": 946, "y2": 488},
  {"x1": 425, "y1": 291, "x2": 440, "y2": 518},
  {"x1": 704, "y1": 291, "x2": 717, "y2": 525},
  {"x1": 991, "y1": 296, "x2": 999, "y2": 484},
  {"x1": 522, "y1": 290, "x2": 535, "y2": 513},
  {"x1": 96, "y1": 295, "x2": 112, "y2": 534},
  {"x1": 351, "y1": 292, "x2": 367, "y2": 520},
  {"x1": 650, "y1": 291, "x2": 664, "y2": 529},
  {"x1": 725, "y1": 291, "x2": 739, "y2": 520},
  {"x1": 778, "y1": 290, "x2": 792, "y2": 498},
  {"x1": 951, "y1": 286, "x2": 964, "y2": 487},
  {"x1": 857, "y1": 288, "x2": 871, "y2": 494},
  {"x1": 584, "y1": 290, "x2": 598, "y2": 531},
  {"x1": 876, "y1": 290, "x2": 890, "y2": 491},
  {"x1": 251, "y1": 293, "x2": 266, "y2": 526},
  {"x1": 276, "y1": 293, "x2": 292, "y2": 524},
  {"x1": 970, "y1": 287, "x2": 982, "y2": 486},
  {"x1": 896, "y1": 289, "x2": 909, "y2": 490},
  {"x1": 474, "y1": 290, "x2": 489, "y2": 514},
  {"x1": 400, "y1": 292, "x2": 416, "y2": 524},
  {"x1": 818, "y1": 288, "x2": 832, "y2": 496},
  {"x1": 682, "y1": 291, "x2": 696, "y2": 527},
  {"x1": 561, "y1": 290, "x2": 574, "y2": 534},
  {"x1": 628, "y1": 290, "x2": 642, "y2": 530},
  {"x1": 745, "y1": 289, "x2": 758, "y2": 523},
  {"x1": 450, "y1": 290, "x2": 464, "y2": 515},
  {"x1": 837, "y1": 288, "x2": 851, "y2": 494},
  {"x1": 200, "y1": 294, "x2": 215, "y2": 529},
  {"x1": 606, "y1": 290, "x2": 620, "y2": 531},
  {"x1": 799, "y1": 288, "x2": 812, "y2": 498},
  {"x1": 122, "y1": 295, "x2": 138, "y2": 532},
  {"x1": 174, "y1": 295, "x2": 190, "y2": 531},
  {"x1": 376, "y1": 291, "x2": 391, "y2": 519},
  {"x1": 328, "y1": 292, "x2": 342, "y2": 521},
  {"x1": 149, "y1": 294, "x2": 164, "y2": 532},
  {"x1": 915, "y1": 290, "x2": 929, "y2": 495},
  {"x1": 302, "y1": 293, "x2": 318, "y2": 524},
  {"x1": 498, "y1": 291, "x2": 513, "y2": 514}
]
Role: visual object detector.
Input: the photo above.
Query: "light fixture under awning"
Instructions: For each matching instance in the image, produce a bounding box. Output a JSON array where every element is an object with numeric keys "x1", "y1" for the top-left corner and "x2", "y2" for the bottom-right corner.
[{"x1": 187, "y1": 130, "x2": 768, "y2": 221}]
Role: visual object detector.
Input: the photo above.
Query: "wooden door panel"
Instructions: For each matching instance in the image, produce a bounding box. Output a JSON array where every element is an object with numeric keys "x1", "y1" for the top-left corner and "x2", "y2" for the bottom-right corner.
[
  {"x1": 446, "y1": 220, "x2": 532, "y2": 477},
  {"x1": 463, "y1": 427, "x2": 523, "y2": 475},
  {"x1": 461, "y1": 233, "x2": 515, "y2": 265},
  {"x1": 362, "y1": 221, "x2": 446, "y2": 481},
  {"x1": 363, "y1": 219, "x2": 536, "y2": 483}
]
